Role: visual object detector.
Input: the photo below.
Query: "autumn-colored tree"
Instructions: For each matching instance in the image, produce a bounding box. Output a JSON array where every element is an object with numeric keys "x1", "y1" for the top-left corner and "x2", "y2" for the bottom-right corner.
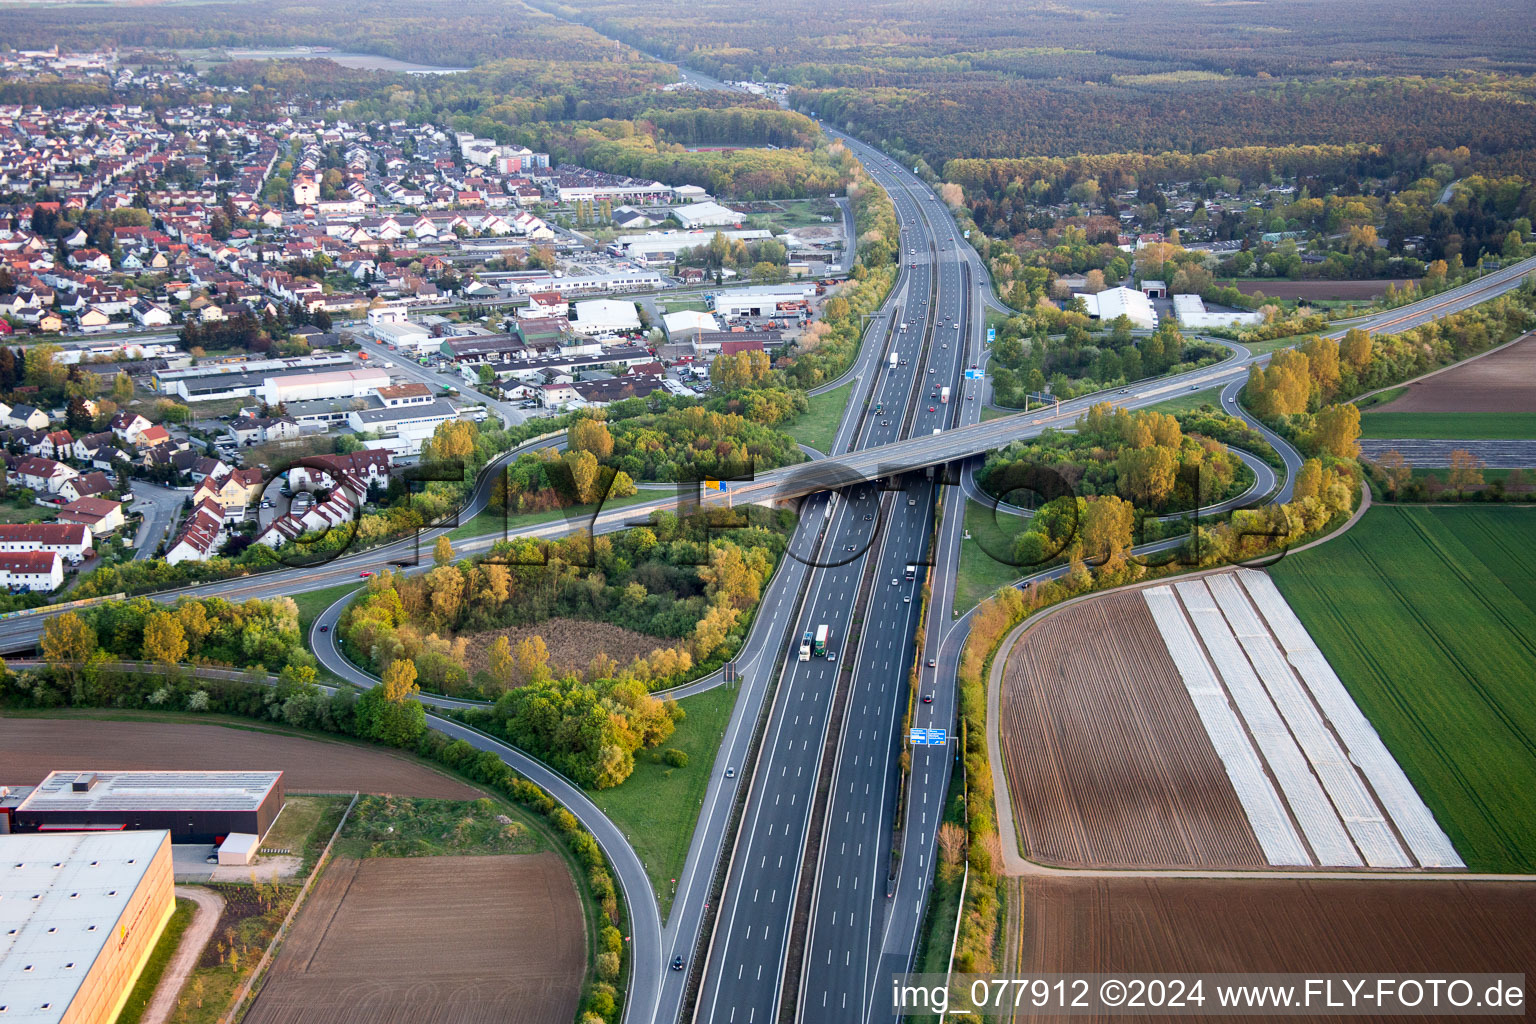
[
  {"x1": 562, "y1": 449, "x2": 601, "y2": 505},
  {"x1": 482, "y1": 563, "x2": 511, "y2": 604},
  {"x1": 425, "y1": 564, "x2": 464, "y2": 625},
  {"x1": 176, "y1": 601, "x2": 212, "y2": 654},
  {"x1": 1339, "y1": 328, "x2": 1373, "y2": 373},
  {"x1": 1292, "y1": 458, "x2": 1324, "y2": 502},
  {"x1": 1078, "y1": 495, "x2": 1136, "y2": 572},
  {"x1": 1300, "y1": 336, "x2": 1341, "y2": 398},
  {"x1": 514, "y1": 635, "x2": 551, "y2": 686},
  {"x1": 1375, "y1": 449, "x2": 1412, "y2": 491},
  {"x1": 1447, "y1": 449, "x2": 1485, "y2": 492},
  {"x1": 142, "y1": 611, "x2": 188, "y2": 666},
  {"x1": 937, "y1": 822, "x2": 966, "y2": 866},
  {"x1": 41, "y1": 612, "x2": 95, "y2": 671},
  {"x1": 381, "y1": 659, "x2": 420, "y2": 703},
  {"x1": 487, "y1": 635, "x2": 515, "y2": 690},
  {"x1": 569, "y1": 417, "x2": 614, "y2": 459},
  {"x1": 433, "y1": 535, "x2": 455, "y2": 566},
  {"x1": 1115, "y1": 446, "x2": 1178, "y2": 505},
  {"x1": 1312, "y1": 403, "x2": 1361, "y2": 458}
]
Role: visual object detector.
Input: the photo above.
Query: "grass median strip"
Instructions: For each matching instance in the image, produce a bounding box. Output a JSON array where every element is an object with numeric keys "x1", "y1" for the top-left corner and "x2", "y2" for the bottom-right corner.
[
  {"x1": 788, "y1": 379, "x2": 855, "y2": 454},
  {"x1": 588, "y1": 683, "x2": 736, "y2": 916}
]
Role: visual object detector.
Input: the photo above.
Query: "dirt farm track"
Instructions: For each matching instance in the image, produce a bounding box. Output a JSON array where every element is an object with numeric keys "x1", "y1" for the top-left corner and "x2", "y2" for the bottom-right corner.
[
  {"x1": 997, "y1": 591, "x2": 1266, "y2": 869},
  {"x1": 0, "y1": 717, "x2": 480, "y2": 798},
  {"x1": 1006, "y1": 875, "x2": 1536, "y2": 1024},
  {"x1": 244, "y1": 854, "x2": 584, "y2": 1024}
]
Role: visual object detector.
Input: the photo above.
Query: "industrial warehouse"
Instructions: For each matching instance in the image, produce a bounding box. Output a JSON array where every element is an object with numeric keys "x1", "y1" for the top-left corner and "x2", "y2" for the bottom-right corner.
[
  {"x1": 0, "y1": 830, "x2": 175, "y2": 1024},
  {"x1": 5, "y1": 770, "x2": 285, "y2": 845}
]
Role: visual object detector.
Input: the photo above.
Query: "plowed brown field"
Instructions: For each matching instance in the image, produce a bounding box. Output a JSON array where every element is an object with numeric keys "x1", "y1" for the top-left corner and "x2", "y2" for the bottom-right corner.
[
  {"x1": 1009, "y1": 875, "x2": 1536, "y2": 1024},
  {"x1": 1377, "y1": 333, "x2": 1536, "y2": 412},
  {"x1": 0, "y1": 717, "x2": 479, "y2": 798},
  {"x1": 998, "y1": 591, "x2": 1265, "y2": 868},
  {"x1": 244, "y1": 854, "x2": 584, "y2": 1024}
]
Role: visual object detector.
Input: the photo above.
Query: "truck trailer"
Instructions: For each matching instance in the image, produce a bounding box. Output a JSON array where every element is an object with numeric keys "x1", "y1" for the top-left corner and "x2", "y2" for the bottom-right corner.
[
  {"x1": 889, "y1": 351, "x2": 899, "y2": 370},
  {"x1": 940, "y1": 386, "x2": 951, "y2": 403}
]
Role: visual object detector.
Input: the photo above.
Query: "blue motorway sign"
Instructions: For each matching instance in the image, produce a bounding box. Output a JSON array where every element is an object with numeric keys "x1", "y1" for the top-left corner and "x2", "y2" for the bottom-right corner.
[
  {"x1": 964, "y1": 369, "x2": 982, "y2": 381},
  {"x1": 986, "y1": 327, "x2": 995, "y2": 344},
  {"x1": 909, "y1": 728, "x2": 948, "y2": 746}
]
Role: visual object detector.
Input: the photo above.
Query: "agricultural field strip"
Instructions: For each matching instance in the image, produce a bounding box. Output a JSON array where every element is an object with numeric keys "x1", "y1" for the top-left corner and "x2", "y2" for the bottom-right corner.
[
  {"x1": 1170, "y1": 580, "x2": 1360, "y2": 867},
  {"x1": 1203, "y1": 573, "x2": 1413, "y2": 868},
  {"x1": 1238, "y1": 569, "x2": 1466, "y2": 868},
  {"x1": 1205, "y1": 574, "x2": 1413, "y2": 869},
  {"x1": 1141, "y1": 587, "x2": 1311, "y2": 866}
]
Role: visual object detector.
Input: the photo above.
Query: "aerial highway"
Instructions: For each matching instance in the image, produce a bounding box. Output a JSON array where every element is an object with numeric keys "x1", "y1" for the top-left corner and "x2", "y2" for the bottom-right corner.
[
  {"x1": 0, "y1": 126, "x2": 1529, "y2": 1024},
  {"x1": 693, "y1": 158, "x2": 954, "y2": 1024}
]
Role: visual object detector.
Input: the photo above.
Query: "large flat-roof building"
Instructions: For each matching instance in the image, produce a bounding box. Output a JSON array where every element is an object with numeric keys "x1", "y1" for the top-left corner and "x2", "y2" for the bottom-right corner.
[
  {"x1": 10, "y1": 771, "x2": 284, "y2": 845},
  {"x1": 261, "y1": 368, "x2": 390, "y2": 406},
  {"x1": 0, "y1": 830, "x2": 175, "y2": 1024},
  {"x1": 707, "y1": 283, "x2": 818, "y2": 318},
  {"x1": 1073, "y1": 285, "x2": 1158, "y2": 330},
  {"x1": 1172, "y1": 293, "x2": 1264, "y2": 329}
]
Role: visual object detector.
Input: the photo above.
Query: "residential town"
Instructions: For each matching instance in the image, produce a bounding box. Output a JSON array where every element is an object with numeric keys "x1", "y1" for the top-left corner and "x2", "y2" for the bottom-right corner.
[{"x1": 0, "y1": 47, "x2": 849, "y2": 592}]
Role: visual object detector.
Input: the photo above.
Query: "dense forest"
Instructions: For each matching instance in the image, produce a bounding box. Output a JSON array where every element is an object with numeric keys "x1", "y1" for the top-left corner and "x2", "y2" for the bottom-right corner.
[
  {"x1": 530, "y1": 0, "x2": 1536, "y2": 82},
  {"x1": 809, "y1": 77, "x2": 1536, "y2": 168}
]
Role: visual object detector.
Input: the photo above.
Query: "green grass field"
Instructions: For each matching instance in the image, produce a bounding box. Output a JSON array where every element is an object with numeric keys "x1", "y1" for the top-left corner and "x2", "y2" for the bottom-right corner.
[
  {"x1": 588, "y1": 683, "x2": 737, "y2": 915},
  {"x1": 1270, "y1": 505, "x2": 1536, "y2": 872},
  {"x1": 1239, "y1": 334, "x2": 1311, "y2": 355},
  {"x1": 1359, "y1": 411, "x2": 1536, "y2": 440},
  {"x1": 291, "y1": 582, "x2": 364, "y2": 636},
  {"x1": 787, "y1": 380, "x2": 854, "y2": 454},
  {"x1": 956, "y1": 499, "x2": 1032, "y2": 612},
  {"x1": 1147, "y1": 386, "x2": 1224, "y2": 415},
  {"x1": 980, "y1": 404, "x2": 1011, "y2": 422}
]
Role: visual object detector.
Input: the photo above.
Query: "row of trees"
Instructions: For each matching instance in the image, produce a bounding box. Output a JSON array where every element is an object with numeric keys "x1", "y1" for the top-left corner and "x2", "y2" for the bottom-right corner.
[
  {"x1": 40, "y1": 595, "x2": 310, "y2": 675},
  {"x1": 1246, "y1": 288, "x2": 1536, "y2": 456}
]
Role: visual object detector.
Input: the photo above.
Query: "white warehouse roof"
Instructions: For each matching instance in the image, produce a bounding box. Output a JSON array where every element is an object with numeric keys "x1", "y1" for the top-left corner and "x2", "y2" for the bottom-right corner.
[
  {"x1": 662, "y1": 310, "x2": 720, "y2": 337},
  {"x1": 1073, "y1": 285, "x2": 1158, "y2": 330},
  {"x1": 0, "y1": 831, "x2": 171, "y2": 1024},
  {"x1": 571, "y1": 299, "x2": 641, "y2": 334},
  {"x1": 1172, "y1": 293, "x2": 1265, "y2": 329},
  {"x1": 672, "y1": 201, "x2": 744, "y2": 229}
]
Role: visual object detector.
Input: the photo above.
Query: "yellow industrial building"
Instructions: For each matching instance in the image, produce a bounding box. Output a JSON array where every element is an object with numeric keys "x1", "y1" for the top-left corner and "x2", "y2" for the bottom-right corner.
[{"x1": 0, "y1": 830, "x2": 175, "y2": 1024}]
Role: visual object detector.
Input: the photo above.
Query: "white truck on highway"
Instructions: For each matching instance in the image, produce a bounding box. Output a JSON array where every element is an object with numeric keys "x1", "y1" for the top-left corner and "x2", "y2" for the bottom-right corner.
[
  {"x1": 940, "y1": 386, "x2": 951, "y2": 403},
  {"x1": 799, "y1": 630, "x2": 813, "y2": 662},
  {"x1": 889, "y1": 351, "x2": 899, "y2": 370}
]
